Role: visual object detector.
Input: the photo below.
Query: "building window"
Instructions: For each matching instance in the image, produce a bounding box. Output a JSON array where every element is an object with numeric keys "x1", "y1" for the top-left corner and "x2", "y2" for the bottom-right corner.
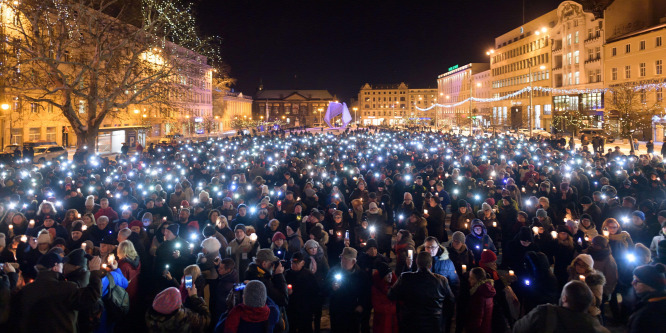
[
  {"x1": 612, "y1": 68, "x2": 618, "y2": 80},
  {"x1": 575, "y1": 31, "x2": 579, "y2": 43},
  {"x1": 10, "y1": 129, "x2": 22, "y2": 145},
  {"x1": 640, "y1": 63, "x2": 646, "y2": 77},
  {"x1": 595, "y1": 69, "x2": 601, "y2": 82},
  {"x1": 658, "y1": 36, "x2": 663, "y2": 47},
  {"x1": 657, "y1": 60, "x2": 663, "y2": 75},
  {"x1": 640, "y1": 90, "x2": 647, "y2": 104},
  {"x1": 625, "y1": 65, "x2": 631, "y2": 79},
  {"x1": 625, "y1": 44, "x2": 631, "y2": 53},
  {"x1": 595, "y1": 47, "x2": 601, "y2": 59},
  {"x1": 640, "y1": 40, "x2": 646, "y2": 50},
  {"x1": 574, "y1": 51, "x2": 579, "y2": 64},
  {"x1": 575, "y1": 71, "x2": 580, "y2": 84},
  {"x1": 30, "y1": 103, "x2": 38, "y2": 113},
  {"x1": 47, "y1": 104, "x2": 53, "y2": 113},
  {"x1": 28, "y1": 128, "x2": 40, "y2": 141},
  {"x1": 612, "y1": 47, "x2": 617, "y2": 56},
  {"x1": 658, "y1": 88, "x2": 663, "y2": 103},
  {"x1": 567, "y1": 34, "x2": 572, "y2": 45},
  {"x1": 45, "y1": 127, "x2": 56, "y2": 141}
]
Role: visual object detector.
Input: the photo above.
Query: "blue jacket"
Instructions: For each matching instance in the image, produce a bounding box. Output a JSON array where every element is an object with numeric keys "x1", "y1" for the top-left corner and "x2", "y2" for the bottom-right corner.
[
  {"x1": 95, "y1": 268, "x2": 128, "y2": 333},
  {"x1": 215, "y1": 296, "x2": 280, "y2": 333},
  {"x1": 416, "y1": 244, "x2": 460, "y2": 296},
  {"x1": 465, "y1": 220, "x2": 497, "y2": 262}
]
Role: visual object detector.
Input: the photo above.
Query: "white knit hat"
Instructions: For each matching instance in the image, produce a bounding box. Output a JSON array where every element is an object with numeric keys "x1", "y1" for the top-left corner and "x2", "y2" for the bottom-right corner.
[
  {"x1": 575, "y1": 253, "x2": 594, "y2": 268},
  {"x1": 201, "y1": 237, "x2": 221, "y2": 254}
]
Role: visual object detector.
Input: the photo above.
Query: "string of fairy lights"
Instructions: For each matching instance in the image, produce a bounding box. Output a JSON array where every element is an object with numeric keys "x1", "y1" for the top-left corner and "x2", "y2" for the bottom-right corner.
[{"x1": 415, "y1": 81, "x2": 666, "y2": 111}]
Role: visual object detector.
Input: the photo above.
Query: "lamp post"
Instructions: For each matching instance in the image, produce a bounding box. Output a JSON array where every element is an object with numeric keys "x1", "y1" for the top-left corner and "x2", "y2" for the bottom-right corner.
[{"x1": 352, "y1": 107, "x2": 358, "y2": 126}]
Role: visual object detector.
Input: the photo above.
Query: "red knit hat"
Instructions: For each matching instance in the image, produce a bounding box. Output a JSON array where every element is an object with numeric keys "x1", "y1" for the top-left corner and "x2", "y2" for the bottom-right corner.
[
  {"x1": 272, "y1": 231, "x2": 286, "y2": 242},
  {"x1": 129, "y1": 220, "x2": 142, "y2": 229},
  {"x1": 180, "y1": 200, "x2": 190, "y2": 208},
  {"x1": 153, "y1": 287, "x2": 182, "y2": 315},
  {"x1": 479, "y1": 250, "x2": 497, "y2": 265}
]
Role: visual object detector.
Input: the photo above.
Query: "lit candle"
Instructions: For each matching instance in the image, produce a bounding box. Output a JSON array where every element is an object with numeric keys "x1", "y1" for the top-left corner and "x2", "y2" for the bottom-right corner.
[
  {"x1": 603, "y1": 230, "x2": 610, "y2": 237},
  {"x1": 509, "y1": 270, "x2": 515, "y2": 276},
  {"x1": 492, "y1": 222, "x2": 497, "y2": 228},
  {"x1": 462, "y1": 264, "x2": 467, "y2": 273},
  {"x1": 29, "y1": 219, "x2": 35, "y2": 227},
  {"x1": 21, "y1": 235, "x2": 27, "y2": 243},
  {"x1": 532, "y1": 226, "x2": 539, "y2": 235},
  {"x1": 579, "y1": 275, "x2": 586, "y2": 282},
  {"x1": 551, "y1": 231, "x2": 558, "y2": 239},
  {"x1": 107, "y1": 254, "x2": 115, "y2": 264},
  {"x1": 77, "y1": 213, "x2": 81, "y2": 218},
  {"x1": 424, "y1": 209, "x2": 428, "y2": 215},
  {"x1": 82, "y1": 225, "x2": 88, "y2": 231},
  {"x1": 408, "y1": 249, "x2": 413, "y2": 261},
  {"x1": 8, "y1": 224, "x2": 13, "y2": 230},
  {"x1": 102, "y1": 263, "x2": 107, "y2": 269}
]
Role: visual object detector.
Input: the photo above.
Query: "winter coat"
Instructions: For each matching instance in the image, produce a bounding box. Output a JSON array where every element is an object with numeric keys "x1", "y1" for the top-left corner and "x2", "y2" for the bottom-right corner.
[
  {"x1": 285, "y1": 267, "x2": 319, "y2": 312},
  {"x1": 448, "y1": 243, "x2": 475, "y2": 277},
  {"x1": 406, "y1": 217, "x2": 428, "y2": 247},
  {"x1": 214, "y1": 297, "x2": 280, "y2": 333},
  {"x1": 566, "y1": 267, "x2": 606, "y2": 316},
  {"x1": 388, "y1": 269, "x2": 455, "y2": 332},
  {"x1": 118, "y1": 256, "x2": 141, "y2": 307},
  {"x1": 426, "y1": 204, "x2": 447, "y2": 242},
  {"x1": 226, "y1": 236, "x2": 258, "y2": 281},
  {"x1": 465, "y1": 220, "x2": 497, "y2": 263},
  {"x1": 625, "y1": 222, "x2": 659, "y2": 248},
  {"x1": 417, "y1": 243, "x2": 460, "y2": 295},
  {"x1": 520, "y1": 251, "x2": 560, "y2": 312},
  {"x1": 14, "y1": 269, "x2": 104, "y2": 333},
  {"x1": 197, "y1": 251, "x2": 221, "y2": 280},
  {"x1": 585, "y1": 246, "x2": 618, "y2": 296},
  {"x1": 466, "y1": 279, "x2": 496, "y2": 333},
  {"x1": 301, "y1": 246, "x2": 330, "y2": 292},
  {"x1": 627, "y1": 291, "x2": 666, "y2": 333},
  {"x1": 650, "y1": 231, "x2": 666, "y2": 258},
  {"x1": 371, "y1": 270, "x2": 398, "y2": 333},
  {"x1": 209, "y1": 269, "x2": 239, "y2": 323},
  {"x1": 326, "y1": 264, "x2": 371, "y2": 315},
  {"x1": 513, "y1": 304, "x2": 610, "y2": 333},
  {"x1": 146, "y1": 295, "x2": 211, "y2": 333},
  {"x1": 394, "y1": 235, "x2": 416, "y2": 276}
]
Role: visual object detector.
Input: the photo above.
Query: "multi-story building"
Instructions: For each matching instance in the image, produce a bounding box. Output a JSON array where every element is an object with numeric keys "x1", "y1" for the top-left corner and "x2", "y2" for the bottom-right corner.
[
  {"x1": 0, "y1": 1, "x2": 213, "y2": 153},
  {"x1": 550, "y1": 1, "x2": 606, "y2": 131},
  {"x1": 603, "y1": 0, "x2": 666, "y2": 140},
  {"x1": 214, "y1": 91, "x2": 253, "y2": 131},
  {"x1": 436, "y1": 63, "x2": 490, "y2": 128},
  {"x1": 253, "y1": 90, "x2": 335, "y2": 127},
  {"x1": 489, "y1": 9, "x2": 557, "y2": 130},
  {"x1": 357, "y1": 83, "x2": 436, "y2": 126}
]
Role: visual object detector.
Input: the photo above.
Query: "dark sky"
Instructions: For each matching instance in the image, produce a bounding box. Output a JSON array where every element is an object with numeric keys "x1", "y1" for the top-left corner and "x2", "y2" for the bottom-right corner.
[{"x1": 196, "y1": 0, "x2": 563, "y2": 102}]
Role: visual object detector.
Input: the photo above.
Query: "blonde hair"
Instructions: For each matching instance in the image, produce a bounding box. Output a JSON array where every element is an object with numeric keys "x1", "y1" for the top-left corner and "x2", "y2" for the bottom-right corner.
[
  {"x1": 117, "y1": 240, "x2": 138, "y2": 261},
  {"x1": 83, "y1": 213, "x2": 95, "y2": 227},
  {"x1": 184, "y1": 264, "x2": 201, "y2": 281}
]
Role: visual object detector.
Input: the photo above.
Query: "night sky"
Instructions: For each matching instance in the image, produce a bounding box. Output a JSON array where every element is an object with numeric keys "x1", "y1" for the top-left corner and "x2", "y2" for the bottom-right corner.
[{"x1": 196, "y1": 0, "x2": 563, "y2": 102}]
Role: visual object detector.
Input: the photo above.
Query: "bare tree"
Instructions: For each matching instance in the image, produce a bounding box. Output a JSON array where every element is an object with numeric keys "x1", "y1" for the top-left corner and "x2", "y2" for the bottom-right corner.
[
  {"x1": 0, "y1": 0, "x2": 224, "y2": 148},
  {"x1": 605, "y1": 84, "x2": 662, "y2": 138}
]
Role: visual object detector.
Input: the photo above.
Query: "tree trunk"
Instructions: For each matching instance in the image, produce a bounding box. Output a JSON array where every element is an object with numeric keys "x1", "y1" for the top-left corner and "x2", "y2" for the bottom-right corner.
[{"x1": 75, "y1": 129, "x2": 98, "y2": 151}]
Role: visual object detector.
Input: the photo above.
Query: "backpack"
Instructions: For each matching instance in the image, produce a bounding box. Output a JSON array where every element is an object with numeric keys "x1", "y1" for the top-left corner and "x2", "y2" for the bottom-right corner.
[{"x1": 103, "y1": 273, "x2": 130, "y2": 321}]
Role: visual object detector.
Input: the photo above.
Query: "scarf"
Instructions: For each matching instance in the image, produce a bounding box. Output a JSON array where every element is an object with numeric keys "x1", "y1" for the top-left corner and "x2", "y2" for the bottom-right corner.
[
  {"x1": 224, "y1": 304, "x2": 270, "y2": 333},
  {"x1": 309, "y1": 257, "x2": 317, "y2": 274}
]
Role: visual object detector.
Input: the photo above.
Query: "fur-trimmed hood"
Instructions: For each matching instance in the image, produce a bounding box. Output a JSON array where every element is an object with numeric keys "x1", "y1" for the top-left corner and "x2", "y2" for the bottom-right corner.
[
  {"x1": 416, "y1": 243, "x2": 449, "y2": 261},
  {"x1": 566, "y1": 266, "x2": 606, "y2": 287}
]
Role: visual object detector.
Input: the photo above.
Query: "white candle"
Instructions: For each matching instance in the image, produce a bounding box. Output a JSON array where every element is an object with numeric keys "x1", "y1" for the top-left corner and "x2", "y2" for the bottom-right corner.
[
  {"x1": 509, "y1": 270, "x2": 515, "y2": 276},
  {"x1": 462, "y1": 264, "x2": 467, "y2": 273}
]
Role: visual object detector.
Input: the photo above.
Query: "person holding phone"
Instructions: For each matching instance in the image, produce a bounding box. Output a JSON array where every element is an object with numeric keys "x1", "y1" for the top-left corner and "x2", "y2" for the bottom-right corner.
[
  {"x1": 245, "y1": 249, "x2": 289, "y2": 332},
  {"x1": 146, "y1": 285, "x2": 211, "y2": 332}
]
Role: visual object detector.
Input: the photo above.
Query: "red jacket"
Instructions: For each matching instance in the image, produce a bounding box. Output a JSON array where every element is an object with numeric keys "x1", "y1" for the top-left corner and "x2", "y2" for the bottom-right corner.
[
  {"x1": 118, "y1": 257, "x2": 141, "y2": 305},
  {"x1": 371, "y1": 271, "x2": 398, "y2": 333},
  {"x1": 467, "y1": 281, "x2": 496, "y2": 333}
]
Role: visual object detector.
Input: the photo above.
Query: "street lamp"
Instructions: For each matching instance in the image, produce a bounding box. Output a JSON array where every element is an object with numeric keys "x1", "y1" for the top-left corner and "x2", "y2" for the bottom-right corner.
[{"x1": 352, "y1": 107, "x2": 358, "y2": 125}]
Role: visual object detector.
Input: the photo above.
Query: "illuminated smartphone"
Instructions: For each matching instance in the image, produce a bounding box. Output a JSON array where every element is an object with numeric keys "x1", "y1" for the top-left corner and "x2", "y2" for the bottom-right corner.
[{"x1": 185, "y1": 275, "x2": 193, "y2": 289}]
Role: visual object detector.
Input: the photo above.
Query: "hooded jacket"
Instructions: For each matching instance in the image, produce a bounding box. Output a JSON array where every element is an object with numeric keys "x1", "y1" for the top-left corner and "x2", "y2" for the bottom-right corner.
[
  {"x1": 465, "y1": 220, "x2": 497, "y2": 262},
  {"x1": 585, "y1": 245, "x2": 618, "y2": 296},
  {"x1": 417, "y1": 243, "x2": 460, "y2": 295},
  {"x1": 466, "y1": 278, "x2": 496, "y2": 333}
]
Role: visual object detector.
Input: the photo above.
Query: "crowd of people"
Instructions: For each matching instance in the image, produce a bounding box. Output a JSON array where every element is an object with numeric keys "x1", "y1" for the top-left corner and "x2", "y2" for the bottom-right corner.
[{"x1": 0, "y1": 127, "x2": 665, "y2": 333}]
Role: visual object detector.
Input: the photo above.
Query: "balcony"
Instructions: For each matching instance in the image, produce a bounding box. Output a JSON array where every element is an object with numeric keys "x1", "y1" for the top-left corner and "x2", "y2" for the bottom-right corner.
[
  {"x1": 584, "y1": 56, "x2": 601, "y2": 65},
  {"x1": 552, "y1": 47, "x2": 562, "y2": 55},
  {"x1": 584, "y1": 34, "x2": 602, "y2": 44}
]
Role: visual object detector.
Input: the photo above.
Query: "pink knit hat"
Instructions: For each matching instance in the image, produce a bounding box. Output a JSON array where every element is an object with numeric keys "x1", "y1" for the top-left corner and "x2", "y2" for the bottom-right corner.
[{"x1": 153, "y1": 287, "x2": 182, "y2": 314}]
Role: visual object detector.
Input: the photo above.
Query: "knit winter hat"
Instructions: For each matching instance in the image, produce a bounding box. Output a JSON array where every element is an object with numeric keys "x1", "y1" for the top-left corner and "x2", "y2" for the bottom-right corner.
[
  {"x1": 271, "y1": 232, "x2": 286, "y2": 242},
  {"x1": 575, "y1": 254, "x2": 594, "y2": 269},
  {"x1": 129, "y1": 220, "x2": 142, "y2": 229},
  {"x1": 202, "y1": 225, "x2": 216, "y2": 238},
  {"x1": 37, "y1": 230, "x2": 51, "y2": 244},
  {"x1": 234, "y1": 224, "x2": 246, "y2": 233},
  {"x1": 244, "y1": 280, "x2": 267, "y2": 308},
  {"x1": 632, "y1": 210, "x2": 646, "y2": 221},
  {"x1": 633, "y1": 264, "x2": 666, "y2": 291},
  {"x1": 591, "y1": 235, "x2": 609, "y2": 248},
  {"x1": 166, "y1": 223, "x2": 180, "y2": 237},
  {"x1": 201, "y1": 237, "x2": 221, "y2": 254},
  {"x1": 304, "y1": 239, "x2": 319, "y2": 250},
  {"x1": 481, "y1": 202, "x2": 491, "y2": 211},
  {"x1": 341, "y1": 247, "x2": 358, "y2": 260},
  {"x1": 66, "y1": 248, "x2": 92, "y2": 267},
  {"x1": 480, "y1": 250, "x2": 497, "y2": 265},
  {"x1": 635, "y1": 243, "x2": 651, "y2": 260},
  {"x1": 364, "y1": 238, "x2": 378, "y2": 250},
  {"x1": 536, "y1": 208, "x2": 547, "y2": 218},
  {"x1": 71, "y1": 221, "x2": 83, "y2": 233},
  {"x1": 153, "y1": 287, "x2": 182, "y2": 314},
  {"x1": 452, "y1": 231, "x2": 465, "y2": 244}
]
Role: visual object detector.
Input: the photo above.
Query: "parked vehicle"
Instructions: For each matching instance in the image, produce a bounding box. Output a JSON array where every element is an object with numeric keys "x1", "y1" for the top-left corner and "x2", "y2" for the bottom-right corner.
[
  {"x1": 33, "y1": 145, "x2": 68, "y2": 163},
  {"x1": 579, "y1": 128, "x2": 615, "y2": 143}
]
